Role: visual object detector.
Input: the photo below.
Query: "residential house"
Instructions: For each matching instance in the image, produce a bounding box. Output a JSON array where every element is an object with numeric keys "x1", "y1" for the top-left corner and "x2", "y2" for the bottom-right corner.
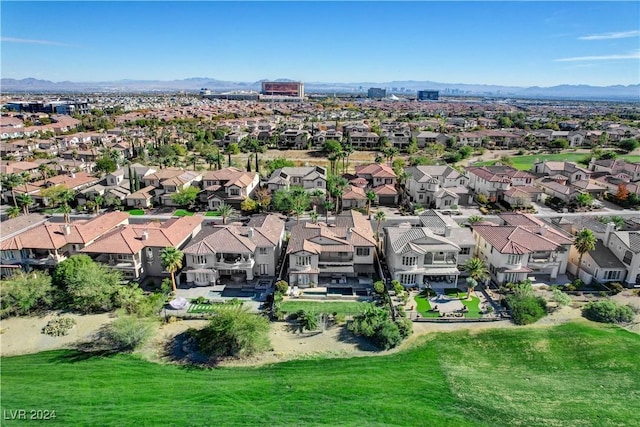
[
  {"x1": 472, "y1": 213, "x2": 573, "y2": 285},
  {"x1": 1, "y1": 212, "x2": 129, "y2": 273},
  {"x1": 182, "y1": 214, "x2": 285, "y2": 286},
  {"x1": 353, "y1": 163, "x2": 398, "y2": 206},
  {"x1": 415, "y1": 131, "x2": 448, "y2": 148},
  {"x1": 200, "y1": 167, "x2": 259, "y2": 210},
  {"x1": 267, "y1": 166, "x2": 327, "y2": 193},
  {"x1": 286, "y1": 210, "x2": 376, "y2": 288},
  {"x1": 532, "y1": 160, "x2": 607, "y2": 202},
  {"x1": 466, "y1": 165, "x2": 535, "y2": 202},
  {"x1": 279, "y1": 129, "x2": 309, "y2": 149},
  {"x1": 406, "y1": 165, "x2": 470, "y2": 209},
  {"x1": 349, "y1": 132, "x2": 380, "y2": 149},
  {"x1": 341, "y1": 185, "x2": 367, "y2": 209},
  {"x1": 81, "y1": 216, "x2": 203, "y2": 282},
  {"x1": 568, "y1": 240, "x2": 628, "y2": 285}
]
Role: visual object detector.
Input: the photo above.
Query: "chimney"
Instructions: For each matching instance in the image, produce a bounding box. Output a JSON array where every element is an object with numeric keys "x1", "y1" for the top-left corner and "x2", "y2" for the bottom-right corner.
[
  {"x1": 247, "y1": 227, "x2": 254, "y2": 238},
  {"x1": 346, "y1": 227, "x2": 353, "y2": 241},
  {"x1": 604, "y1": 222, "x2": 615, "y2": 246},
  {"x1": 538, "y1": 226, "x2": 547, "y2": 235},
  {"x1": 141, "y1": 230, "x2": 149, "y2": 241},
  {"x1": 444, "y1": 225, "x2": 452, "y2": 237}
]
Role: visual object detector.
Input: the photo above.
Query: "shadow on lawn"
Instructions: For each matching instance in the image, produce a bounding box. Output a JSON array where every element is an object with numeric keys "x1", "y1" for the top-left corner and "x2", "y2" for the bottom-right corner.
[{"x1": 337, "y1": 325, "x2": 381, "y2": 352}]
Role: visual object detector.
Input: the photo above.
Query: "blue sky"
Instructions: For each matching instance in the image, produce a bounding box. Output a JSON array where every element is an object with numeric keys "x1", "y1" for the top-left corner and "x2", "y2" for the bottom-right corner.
[{"x1": 1, "y1": 1, "x2": 639, "y2": 87}]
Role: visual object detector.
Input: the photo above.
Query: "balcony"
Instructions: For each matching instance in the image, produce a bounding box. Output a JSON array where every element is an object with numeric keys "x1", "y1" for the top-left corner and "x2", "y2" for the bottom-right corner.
[
  {"x1": 214, "y1": 255, "x2": 255, "y2": 270},
  {"x1": 95, "y1": 254, "x2": 141, "y2": 270},
  {"x1": 24, "y1": 254, "x2": 67, "y2": 266}
]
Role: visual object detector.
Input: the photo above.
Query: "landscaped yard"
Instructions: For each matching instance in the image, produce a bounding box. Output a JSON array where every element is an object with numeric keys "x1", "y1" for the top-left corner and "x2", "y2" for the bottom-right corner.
[
  {"x1": 460, "y1": 296, "x2": 481, "y2": 319},
  {"x1": 187, "y1": 303, "x2": 219, "y2": 314},
  {"x1": 205, "y1": 211, "x2": 221, "y2": 217},
  {"x1": 279, "y1": 300, "x2": 373, "y2": 315},
  {"x1": 173, "y1": 209, "x2": 195, "y2": 217},
  {"x1": 2, "y1": 322, "x2": 638, "y2": 426},
  {"x1": 127, "y1": 209, "x2": 145, "y2": 215},
  {"x1": 413, "y1": 295, "x2": 440, "y2": 318},
  {"x1": 473, "y1": 153, "x2": 640, "y2": 170}
]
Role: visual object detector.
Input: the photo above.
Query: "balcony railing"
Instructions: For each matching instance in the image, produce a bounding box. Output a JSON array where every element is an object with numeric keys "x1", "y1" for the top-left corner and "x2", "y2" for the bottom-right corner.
[{"x1": 214, "y1": 258, "x2": 255, "y2": 270}]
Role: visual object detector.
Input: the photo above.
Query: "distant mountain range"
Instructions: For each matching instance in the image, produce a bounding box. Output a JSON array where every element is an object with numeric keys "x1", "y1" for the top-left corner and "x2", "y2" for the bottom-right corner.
[{"x1": 1, "y1": 77, "x2": 639, "y2": 102}]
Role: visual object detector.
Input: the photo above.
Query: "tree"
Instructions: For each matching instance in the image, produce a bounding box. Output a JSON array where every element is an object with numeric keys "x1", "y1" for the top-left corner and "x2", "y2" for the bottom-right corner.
[
  {"x1": 94, "y1": 156, "x2": 117, "y2": 174},
  {"x1": 254, "y1": 187, "x2": 272, "y2": 212},
  {"x1": 160, "y1": 247, "x2": 183, "y2": 293},
  {"x1": 616, "y1": 184, "x2": 629, "y2": 202},
  {"x1": 0, "y1": 271, "x2": 53, "y2": 318},
  {"x1": 374, "y1": 210, "x2": 386, "y2": 243},
  {"x1": 53, "y1": 255, "x2": 121, "y2": 313},
  {"x1": 323, "y1": 199, "x2": 335, "y2": 224},
  {"x1": 38, "y1": 163, "x2": 52, "y2": 181},
  {"x1": 298, "y1": 310, "x2": 319, "y2": 332},
  {"x1": 217, "y1": 202, "x2": 236, "y2": 225},
  {"x1": 194, "y1": 305, "x2": 271, "y2": 358},
  {"x1": 575, "y1": 192, "x2": 593, "y2": 207},
  {"x1": 7, "y1": 206, "x2": 21, "y2": 218},
  {"x1": 467, "y1": 215, "x2": 483, "y2": 225},
  {"x1": 2, "y1": 173, "x2": 23, "y2": 206},
  {"x1": 462, "y1": 257, "x2": 489, "y2": 284},
  {"x1": 266, "y1": 157, "x2": 295, "y2": 176},
  {"x1": 16, "y1": 193, "x2": 33, "y2": 215},
  {"x1": 170, "y1": 186, "x2": 199, "y2": 208},
  {"x1": 366, "y1": 190, "x2": 376, "y2": 219},
  {"x1": 241, "y1": 197, "x2": 258, "y2": 213},
  {"x1": 618, "y1": 138, "x2": 639, "y2": 153},
  {"x1": 465, "y1": 277, "x2": 478, "y2": 300},
  {"x1": 574, "y1": 228, "x2": 596, "y2": 279}
]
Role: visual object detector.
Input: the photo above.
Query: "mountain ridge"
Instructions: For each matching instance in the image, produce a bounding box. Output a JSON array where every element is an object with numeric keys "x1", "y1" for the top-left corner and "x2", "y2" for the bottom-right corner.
[{"x1": 1, "y1": 77, "x2": 638, "y2": 101}]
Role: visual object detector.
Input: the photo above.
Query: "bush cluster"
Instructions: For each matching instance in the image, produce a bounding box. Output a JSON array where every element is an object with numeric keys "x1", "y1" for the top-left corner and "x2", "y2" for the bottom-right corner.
[
  {"x1": 103, "y1": 316, "x2": 156, "y2": 351},
  {"x1": 348, "y1": 307, "x2": 412, "y2": 350},
  {"x1": 582, "y1": 300, "x2": 634, "y2": 324},
  {"x1": 506, "y1": 282, "x2": 547, "y2": 325},
  {"x1": 551, "y1": 288, "x2": 572, "y2": 306},
  {"x1": 42, "y1": 317, "x2": 76, "y2": 337}
]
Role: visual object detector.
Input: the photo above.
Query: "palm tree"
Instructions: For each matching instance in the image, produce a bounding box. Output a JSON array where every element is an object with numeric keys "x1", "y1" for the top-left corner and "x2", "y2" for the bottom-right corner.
[
  {"x1": 309, "y1": 211, "x2": 319, "y2": 224},
  {"x1": 17, "y1": 193, "x2": 33, "y2": 215},
  {"x1": 160, "y1": 247, "x2": 183, "y2": 292},
  {"x1": 60, "y1": 204, "x2": 72, "y2": 224},
  {"x1": 217, "y1": 202, "x2": 235, "y2": 225},
  {"x1": 38, "y1": 164, "x2": 51, "y2": 181},
  {"x1": 2, "y1": 173, "x2": 23, "y2": 206},
  {"x1": 467, "y1": 215, "x2": 484, "y2": 225},
  {"x1": 343, "y1": 144, "x2": 354, "y2": 174},
  {"x1": 94, "y1": 195, "x2": 104, "y2": 214},
  {"x1": 366, "y1": 190, "x2": 376, "y2": 219},
  {"x1": 7, "y1": 206, "x2": 21, "y2": 219},
  {"x1": 462, "y1": 257, "x2": 489, "y2": 292},
  {"x1": 323, "y1": 199, "x2": 334, "y2": 224},
  {"x1": 374, "y1": 210, "x2": 386, "y2": 243},
  {"x1": 574, "y1": 228, "x2": 596, "y2": 278}
]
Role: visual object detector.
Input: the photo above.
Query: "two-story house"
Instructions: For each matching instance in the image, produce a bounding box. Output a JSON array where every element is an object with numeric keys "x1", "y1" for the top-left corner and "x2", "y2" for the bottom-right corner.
[
  {"x1": 406, "y1": 165, "x2": 470, "y2": 209},
  {"x1": 287, "y1": 210, "x2": 376, "y2": 288},
  {"x1": 353, "y1": 163, "x2": 398, "y2": 206},
  {"x1": 267, "y1": 166, "x2": 327, "y2": 193},
  {"x1": 157, "y1": 171, "x2": 202, "y2": 206},
  {"x1": 182, "y1": 214, "x2": 285, "y2": 286},
  {"x1": 1, "y1": 212, "x2": 129, "y2": 273},
  {"x1": 81, "y1": 216, "x2": 203, "y2": 283},
  {"x1": 200, "y1": 167, "x2": 259, "y2": 210},
  {"x1": 466, "y1": 165, "x2": 535, "y2": 203},
  {"x1": 472, "y1": 213, "x2": 573, "y2": 285}
]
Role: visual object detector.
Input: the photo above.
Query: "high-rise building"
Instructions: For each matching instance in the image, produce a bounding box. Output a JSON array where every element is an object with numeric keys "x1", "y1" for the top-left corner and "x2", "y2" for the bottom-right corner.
[
  {"x1": 367, "y1": 87, "x2": 386, "y2": 99},
  {"x1": 417, "y1": 90, "x2": 439, "y2": 101},
  {"x1": 261, "y1": 81, "x2": 304, "y2": 98}
]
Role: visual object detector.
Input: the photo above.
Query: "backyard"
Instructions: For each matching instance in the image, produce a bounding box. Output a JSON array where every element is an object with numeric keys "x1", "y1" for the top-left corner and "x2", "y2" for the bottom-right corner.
[
  {"x1": 414, "y1": 291, "x2": 482, "y2": 319},
  {"x1": 279, "y1": 300, "x2": 374, "y2": 315},
  {"x1": 1, "y1": 322, "x2": 638, "y2": 426}
]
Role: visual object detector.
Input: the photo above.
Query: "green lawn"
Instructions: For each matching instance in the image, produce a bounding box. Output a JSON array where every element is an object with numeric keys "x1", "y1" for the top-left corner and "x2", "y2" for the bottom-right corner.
[
  {"x1": 460, "y1": 296, "x2": 482, "y2": 319},
  {"x1": 2, "y1": 322, "x2": 638, "y2": 426},
  {"x1": 128, "y1": 209, "x2": 145, "y2": 216},
  {"x1": 187, "y1": 303, "x2": 218, "y2": 313},
  {"x1": 279, "y1": 300, "x2": 373, "y2": 315},
  {"x1": 173, "y1": 209, "x2": 195, "y2": 217},
  {"x1": 414, "y1": 295, "x2": 440, "y2": 317},
  {"x1": 205, "y1": 211, "x2": 221, "y2": 217},
  {"x1": 473, "y1": 153, "x2": 640, "y2": 171}
]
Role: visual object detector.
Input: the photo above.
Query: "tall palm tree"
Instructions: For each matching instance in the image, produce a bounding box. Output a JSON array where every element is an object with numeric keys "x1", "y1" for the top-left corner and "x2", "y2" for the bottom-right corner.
[
  {"x1": 574, "y1": 228, "x2": 596, "y2": 278},
  {"x1": 94, "y1": 195, "x2": 104, "y2": 214},
  {"x1": 217, "y1": 202, "x2": 235, "y2": 225},
  {"x1": 309, "y1": 211, "x2": 319, "y2": 224},
  {"x1": 60, "y1": 204, "x2": 72, "y2": 224},
  {"x1": 366, "y1": 190, "x2": 376, "y2": 219},
  {"x1": 160, "y1": 247, "x2": 183, "y2": 292},
  {"x1": 38, "y1": 164, "x2": 51, "y2": 181},
  {"x1": 17, "y1": 193, "x2": 33, "y2": 215},
  {"x1": 323, "y1": 199, "x2": 334, "y2": 224},
  {"x1": 462, "y1": 257, "x2": 489, "y2": 292},
  {"x1": 2, "y1": 173, "x2": 23, "y2": 206},
  {"x1": 374, "y1": 210, "x2": 386, "y2": 243},
  {"x1": 7, "y1": 206, "x2": 21, "y2": 219}
]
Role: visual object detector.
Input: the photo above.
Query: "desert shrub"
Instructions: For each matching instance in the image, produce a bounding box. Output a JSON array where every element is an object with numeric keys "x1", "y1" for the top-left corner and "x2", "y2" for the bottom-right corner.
[
  {"x1": 114, "y1": 284, "x2": 165, "y2": 317},
  {"x1": 606, "y1": 282, "x2": 624, "y2": 295},
  {"x1": 333, "y1": 313, "x2": 346, "y2": 324},
  {"x1": 582, "y1": 300, "x2": 634, "y2": 324},
  {"x1": 42, "y1": 317, "x2": 76, "y2": 337},
  {"x1": 507, "y1": 295, "x2": 547, "y2": 325},
  {"x1": 194, "y1": 306, "x2": 271, "y2": 358},
  {"x1": 103, "y1": 315, "x2": 156, "y2": 351},
  {"x1": 372, "y1": 321, "x2": 403, "y2": 350},
  {"x1": 191, "y1": 296, "x2": 209, "y2": 305},
  {"x1": 373, "y1": 281, "x2": 386, "y2": 296},
  {"x1": 395, "y1": 317, "x2": 413, "y2": 339},
  {"x1": 1, "y1": 271, "x2": 54, "y2": 318},
  {"x1": 552, "y1": 288, "x2": 572, "y2": 306}
]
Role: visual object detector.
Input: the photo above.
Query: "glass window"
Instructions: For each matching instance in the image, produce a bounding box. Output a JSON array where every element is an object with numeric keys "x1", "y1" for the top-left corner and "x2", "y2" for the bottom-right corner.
[{"x1": 356, "y1": 248, "x2": 370, "y2": 256}]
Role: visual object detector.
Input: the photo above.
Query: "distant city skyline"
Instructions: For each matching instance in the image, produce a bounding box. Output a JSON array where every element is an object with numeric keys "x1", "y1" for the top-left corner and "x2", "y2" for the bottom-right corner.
[{"x1": 1, "y1": 1, "x2": 639, "y2": 87}]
